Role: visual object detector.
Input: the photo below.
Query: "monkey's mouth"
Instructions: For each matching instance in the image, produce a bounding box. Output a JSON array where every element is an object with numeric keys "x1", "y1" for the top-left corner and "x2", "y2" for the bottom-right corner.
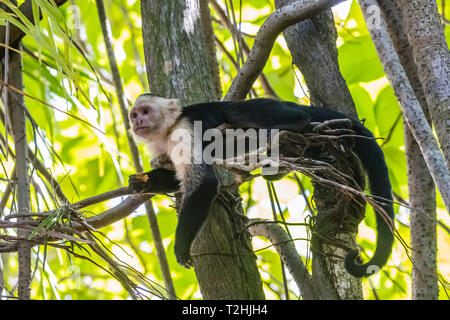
[{"x1": 135, "y1": 126, "x2": 154, "y2": 135}]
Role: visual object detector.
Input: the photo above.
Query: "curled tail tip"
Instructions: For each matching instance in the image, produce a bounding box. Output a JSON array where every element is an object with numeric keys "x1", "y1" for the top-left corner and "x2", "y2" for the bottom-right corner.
[{"x1": 344, "y1": 249, "x2": 382, "y2": 278}]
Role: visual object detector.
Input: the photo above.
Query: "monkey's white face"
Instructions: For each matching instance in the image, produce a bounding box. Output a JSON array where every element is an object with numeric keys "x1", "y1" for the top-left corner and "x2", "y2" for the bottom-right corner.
[
  {"x1": 129, "y1": 102, "x2": 161, "y2": 137},
  {"x1": 129, "y1": 95, "x2": 180, "y2": 139}
]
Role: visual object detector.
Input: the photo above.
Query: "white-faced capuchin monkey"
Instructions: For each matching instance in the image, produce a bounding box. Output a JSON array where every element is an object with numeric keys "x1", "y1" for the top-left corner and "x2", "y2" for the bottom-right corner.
[{"x1": 128, "y1": 93, "x2": 395, "y2": 277}]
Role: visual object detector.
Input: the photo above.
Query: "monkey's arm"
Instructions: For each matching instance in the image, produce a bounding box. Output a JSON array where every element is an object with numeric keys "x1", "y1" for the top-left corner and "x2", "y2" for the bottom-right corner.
[
  {"x1": 128, "y1": 168, "x2": 180, "y2": 194},
  {"x1": 222, "y1": 99, "x2": 311, "y2": 133}
]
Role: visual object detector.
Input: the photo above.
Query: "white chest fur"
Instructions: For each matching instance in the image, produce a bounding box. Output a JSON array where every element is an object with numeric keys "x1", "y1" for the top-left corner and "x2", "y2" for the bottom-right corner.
[{"x1": 147, "y1": 119, "x2": 195, "y2": 184}]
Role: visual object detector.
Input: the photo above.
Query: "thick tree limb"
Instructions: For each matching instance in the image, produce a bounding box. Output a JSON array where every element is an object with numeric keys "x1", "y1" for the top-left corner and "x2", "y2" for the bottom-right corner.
[
  {"x1": 7, "y1": 43, "x2": 31, "y2": 300},
  {"x1": 378, "y1": 1, "x2": 438, "y2": 300},
  {"x1": 86, "y1": 194, "x2": 152, "y2": 229},
  {"x1": 210, "y1": 0, "x2": 278, "y2": 98},
  {"x1": 225, "y1": 0, "x2": 344, "y2": 100},
  {"x1": 247, "y1": 218, "x2": 317, "y2": 300},
  {"x1": 359, "y1": 0, "x2": 450, "y2": 215},
  {"x1": 398, "y1": 0, "x2": 450, "y2": 167}
]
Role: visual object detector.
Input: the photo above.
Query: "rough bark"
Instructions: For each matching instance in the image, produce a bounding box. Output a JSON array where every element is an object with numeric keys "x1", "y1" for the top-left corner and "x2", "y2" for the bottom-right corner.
[
  {"x1": 379, "y1": 1, "x2": 438, "y2": 300},
  {"x1": 7, "y1": 45, "x2": 32, "y2": 300},
  {"x1": 406, "y1": 122, "x2": 438, "y2": 300},
  {"x1": 359, "y1": 0, "x2": 450, "y2": 215},
  {"x1": 141, "y1": 0, "x2": 264, "y2": 299},
  {"x1": 141, "y1": 0, "x2": 217, "y2": 104},
  {"x1": 275, "y1": 0, "x2": 364, "y2": 300},
  {"x1": 398, "y1": 0, "x2": 450, "y2": 167}
]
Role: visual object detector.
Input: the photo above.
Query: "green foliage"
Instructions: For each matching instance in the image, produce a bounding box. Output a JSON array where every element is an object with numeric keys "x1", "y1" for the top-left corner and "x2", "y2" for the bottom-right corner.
[{"x1": 339, "y1": 36, "x2": 386, "y2": 84}]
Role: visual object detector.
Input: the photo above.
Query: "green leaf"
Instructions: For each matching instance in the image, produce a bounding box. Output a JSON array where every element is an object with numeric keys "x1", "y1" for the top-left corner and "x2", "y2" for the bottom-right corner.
[
  {"x1": 374, "y1": 85, "x2": 402, "y2": 139},
  {"x1": 349, "y1": 83, "x2": 376, "y2": 129},
  {"x1": 339, "y1": 36, "x2": 385, "y2": 84}
]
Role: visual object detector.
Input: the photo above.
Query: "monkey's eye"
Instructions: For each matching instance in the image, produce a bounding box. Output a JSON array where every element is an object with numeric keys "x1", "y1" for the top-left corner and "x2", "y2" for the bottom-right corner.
[
  {"x1": 143, "y1": 108, "x2": 151, "y2": 115},
  {"x1": 131, "y1": 112, "x2": 138, "y2": 119}
]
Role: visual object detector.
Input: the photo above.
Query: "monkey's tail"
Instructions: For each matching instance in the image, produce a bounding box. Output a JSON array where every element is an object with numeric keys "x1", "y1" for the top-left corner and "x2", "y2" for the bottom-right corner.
[{"x1": 344, "y1": 123, "x2": 395, "y2": 277}]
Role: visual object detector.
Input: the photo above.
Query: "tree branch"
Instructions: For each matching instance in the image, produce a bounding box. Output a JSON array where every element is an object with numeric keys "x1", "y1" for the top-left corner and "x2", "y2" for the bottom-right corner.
[
  {"x1": 378, "y1": 0, "x2": 438, "y2": 300},
  {"x1": 210, "y1": 0, "x2": 278, "y2": 98},
  {"x1": 86, "y1": 194, "x2": 152, "y2": 229},
  {"x1": 225, "y1": 0, "x2": 344, "y2": 100},
  {"x1": 72, "y1": 187, "x2": 131, "y2": 209},
  {"x1": 7, "y1": 42, "x2": 31, "y2": 300},
  {"x1": 247, "y1": 218, "x2": 316, "y2": 300},
  {"x1": 398, "y1": 0, "x2": 450, "y2": 166}
]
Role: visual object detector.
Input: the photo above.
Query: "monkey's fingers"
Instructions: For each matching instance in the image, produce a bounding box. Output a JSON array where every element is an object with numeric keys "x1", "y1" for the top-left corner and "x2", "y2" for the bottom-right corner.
[
  {"x1": 175, "y1": 245, "x2": 193, "y2": 269},
  {"x1": 150, "y1": 155, "x2": 175, "y2": 170},
  {"x1": 128, "y1": 173, "x2": 151, "y2": 193},
  {"x1": 179, "y1": 258, "x2": 193, "y2": 269}
]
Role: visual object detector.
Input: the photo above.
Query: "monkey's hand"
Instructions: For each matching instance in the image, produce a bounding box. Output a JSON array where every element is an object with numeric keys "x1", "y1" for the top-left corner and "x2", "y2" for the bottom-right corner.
[
  {"x1": 174, "y1": 240, "x2": 193, "y2": 269},
  {"x1": 128, "y1": 172, "x2": 152, "y2": 193},
  {"x1": 128, "y1": 168, "x2": 180, "y2": 194},
  {"x1": 150, "y1": 154, "x2": 175, "y2": 171}
]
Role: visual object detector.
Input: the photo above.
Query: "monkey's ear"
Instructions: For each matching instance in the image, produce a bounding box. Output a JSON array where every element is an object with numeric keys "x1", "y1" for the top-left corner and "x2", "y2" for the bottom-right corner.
[{"x1": 168, "y1": 99, "x2": 180, "y2": 112}]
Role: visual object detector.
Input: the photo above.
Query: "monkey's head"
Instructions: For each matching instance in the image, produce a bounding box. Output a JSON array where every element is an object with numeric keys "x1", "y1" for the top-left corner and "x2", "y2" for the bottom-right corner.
[{"x1": 129, "y1": 93, "x2": 181, "y2": 139}]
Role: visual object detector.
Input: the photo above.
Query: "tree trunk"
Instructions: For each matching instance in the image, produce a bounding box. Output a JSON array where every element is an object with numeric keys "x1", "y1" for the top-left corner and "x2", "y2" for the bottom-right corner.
[
  {"x1": 7, "y1": 44, "x2": 32, "y2": 300},
  {"x1": 359, "y1": 0, "x2": 450, "y2": 215},
  {"x1": 398, "y1": 0, "x2": 450, "y2": 167},
  {"x1": 0, "y1": 255, "x2": 4, "y2": 299},
  {"x1": 379, "y1": 0, "x2": 438, "y2": 300},
  {"x1": 140, "y1": 0, "x2": 264, "y2": 299},
  {"x1": 1, "y1": 2, "x2": 32, "y2": 299},
  {"x1": 275, "y1": 0, "x2": 364, "y2": 300}
]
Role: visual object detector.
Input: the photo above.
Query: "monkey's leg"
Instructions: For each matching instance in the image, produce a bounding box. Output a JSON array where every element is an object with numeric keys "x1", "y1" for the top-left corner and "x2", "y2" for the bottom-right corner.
[
  {"x1": 128, "y1": 168, "x2": 180, "y2": 194},
  {"x1": 174, "y1": 165, "x2": 219, "y2": 267},
  {"x1": 222, "y1": 100, "x2": 311, "y2": 133}
]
